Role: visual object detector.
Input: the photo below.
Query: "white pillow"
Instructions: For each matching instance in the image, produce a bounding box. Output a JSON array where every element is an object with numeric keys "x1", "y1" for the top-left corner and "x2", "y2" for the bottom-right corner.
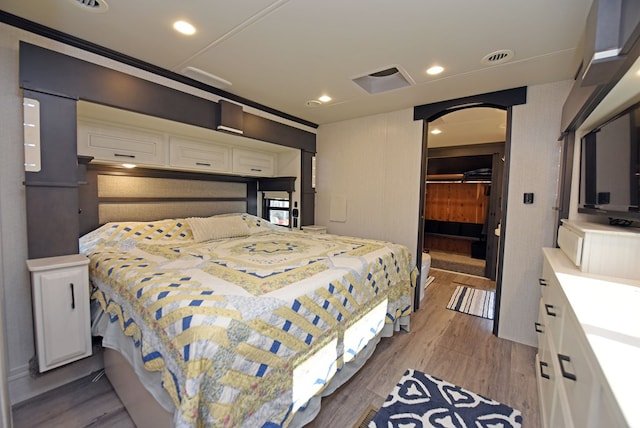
[{"x1": 186, "y1": 215, "x2": 250, "y2": 242}]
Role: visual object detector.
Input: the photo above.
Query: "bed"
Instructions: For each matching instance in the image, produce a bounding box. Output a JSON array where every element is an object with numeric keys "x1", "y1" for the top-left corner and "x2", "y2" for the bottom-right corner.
[{"x1": 80, "y1": 212, "x2": 415, "y2": 427}]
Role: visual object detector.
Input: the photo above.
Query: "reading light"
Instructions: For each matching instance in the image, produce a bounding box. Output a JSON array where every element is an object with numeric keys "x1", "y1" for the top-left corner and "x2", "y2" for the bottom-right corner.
[
  {"x1": 318, "y1": 95, "x2": 332, "y2": 103},
  {"x1": 426, "y1": 65, "x2": 444, "y2": 75},
  {"x1": 122, "y1": 163, "x2": 136, "y2": 169},
  {"x1": 173, "y1": 20, "x2": 196, "y2": 35}
]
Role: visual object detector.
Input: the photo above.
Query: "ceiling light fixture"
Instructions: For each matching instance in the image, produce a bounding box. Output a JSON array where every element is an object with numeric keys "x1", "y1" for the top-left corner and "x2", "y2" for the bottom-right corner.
[
  {"x1": 305, "y1": 100, "x2": 322, "y2": 108},
  {"x1": 430, "y1": 128, "x2": 442, "y2": 135},
  {"x1": 69, "y1": 0, "x2": 109, "y2": 12},
  {"x1": 318, "y1": 95, "x2": 332, "y2": 103},
  {"x1": 426, "y1": 65, "x2": 444, "y2": 76},
  {"x1": 173, "y1": 20, "x2": 196, "y2": 35},
  {"x1": 122, "y1": 163, "x2": 136, "y2": 169}
]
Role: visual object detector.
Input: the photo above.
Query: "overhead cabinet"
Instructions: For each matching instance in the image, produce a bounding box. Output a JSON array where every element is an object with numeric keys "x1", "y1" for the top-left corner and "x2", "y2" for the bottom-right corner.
[
  {"x1": 169, "y1": 136, "x2": 231, "y2": 173},
  {"x1": 78, "y1": 120, "x2": 277, "y2": 177},
  {"x1": 232, "y1": 148, "x2": 276, "y2": 177},
  {"x1": 78, "y1": 120, "x2": 167, "y2": 166}
]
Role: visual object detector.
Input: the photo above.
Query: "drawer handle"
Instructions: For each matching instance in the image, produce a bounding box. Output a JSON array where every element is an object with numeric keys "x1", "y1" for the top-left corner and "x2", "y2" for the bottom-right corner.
[
  {"x1": 114, "y1": 153, "x2": 136, "y2": 159},
  {"x1": 196, "y1": 162, "x2": 211, "y2": 167},
  {"x1": 558, "y1": 354, "x2": 577, "y2": 381},
  {"x1": 70, "y1": 283, "x2": 75, "y2": 310},
  {"x1": 250, "y1": 168, "x2": 263, "y2": 172},
  {"x1": 539, "y1": 361, "x2": 550, "y2": 379},
  {"x1": 538, "y1": 278, "x2": 548, "y2": 286},
  {"x1": 534, "y1": 322, "x2": 544, "y2": 334},
  {"x1": 544, "y1": 304, "x2": 557, "y2": 317}
]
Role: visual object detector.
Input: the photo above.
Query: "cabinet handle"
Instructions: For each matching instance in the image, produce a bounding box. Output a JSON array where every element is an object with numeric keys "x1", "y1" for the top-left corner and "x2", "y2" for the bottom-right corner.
[
  {"x1": 250, "y1": 168, "x2": 262, "y2": 172},
  {"x1": 534, "y1": 322, "x2": 544, "y2": 333},
  {"x1": 196, "y1": 162, "x2": 211, "y2": 167},
  {"x1": 114, "y1": 153, "x2": 136, "y2": 159},
  {"x1": 539, "y1": 361, "x2": 550, "y2": 379},
  {"x1": 70, "y1": 283, "x2": 75, "y2": 310},
  {"x1": 538, "y1": 278, "x2": 548, "y2": 286},
  {"x1": 544, "y1": 304, "x2": 556, "y2": 317},
  {"x1": 558, "y1": 354, "x2": 577, "y2": 381}
]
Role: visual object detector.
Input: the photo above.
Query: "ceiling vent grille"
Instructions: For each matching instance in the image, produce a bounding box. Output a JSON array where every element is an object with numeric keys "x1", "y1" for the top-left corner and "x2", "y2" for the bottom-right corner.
[
  {"x1": 352, "y1": 65, "x2": 414, "y2": 94},
  {"x1": 481, "y1": 50, "x2": 514, "y2": 65},
  {"x1": 70, "y1": 0, "x2": 109, "y2": 12}
]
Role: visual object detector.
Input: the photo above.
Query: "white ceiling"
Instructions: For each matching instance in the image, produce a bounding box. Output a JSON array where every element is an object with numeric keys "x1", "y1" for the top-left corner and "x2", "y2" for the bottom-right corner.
[{"x1": 1, "y1": 0, "x2": 592, "y2": 131}]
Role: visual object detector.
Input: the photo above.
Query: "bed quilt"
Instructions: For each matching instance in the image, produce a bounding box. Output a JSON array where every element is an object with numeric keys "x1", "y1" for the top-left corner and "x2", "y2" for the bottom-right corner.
[{"x1": 80, "y1": 214, "x2": 414, "y2": 427}]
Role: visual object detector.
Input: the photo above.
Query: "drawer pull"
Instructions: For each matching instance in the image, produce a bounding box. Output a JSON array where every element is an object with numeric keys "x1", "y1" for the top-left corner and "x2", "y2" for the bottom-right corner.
[
  {"x1": 250, "y1": 168, "x2": 263, "y2": 172},
  {"x1": 114, "y1": 153, "x2": 136, "y2": 159},
  {"x1": 539, "y1": 361, "x2": 550, "y2": 379},
  {"x1": 196, "y1": 162, "x2": 211, "y2": 167},
  {"x1": 544, "y1": 304, "x2": 557, "y2": 317},
  {"x1": 538, "y1": 278, "x2": 548, "y2": 286},
  {"x1": 70, "y1": 283, "x2": 75, "y2": 310},
  {"x1": 558, "y1": 354, "x2": 577, "y2": 381},
  {"x1": 534, "y1": 322, "x2": 544, "y2": 333}
]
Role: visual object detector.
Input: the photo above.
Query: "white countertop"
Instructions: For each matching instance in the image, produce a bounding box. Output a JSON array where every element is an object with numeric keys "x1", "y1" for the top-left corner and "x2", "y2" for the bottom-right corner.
[{"x1": 544, "y1": 247, "x2": 640, "y2": 427}]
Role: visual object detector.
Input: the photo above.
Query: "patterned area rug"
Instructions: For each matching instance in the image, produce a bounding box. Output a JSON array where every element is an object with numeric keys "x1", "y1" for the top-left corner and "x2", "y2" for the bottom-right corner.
[
  {"x1": 370, "y1": 369, "x2": 522, "y2": 428},
  {"x1": 446, "y1": 285, "x2": 495, "y2": 319}
]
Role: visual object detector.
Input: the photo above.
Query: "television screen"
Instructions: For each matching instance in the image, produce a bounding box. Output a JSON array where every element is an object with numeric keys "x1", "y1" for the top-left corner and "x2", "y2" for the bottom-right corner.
[{"x1": 579, "y1": 103, "x2": 640, "y2": 221}]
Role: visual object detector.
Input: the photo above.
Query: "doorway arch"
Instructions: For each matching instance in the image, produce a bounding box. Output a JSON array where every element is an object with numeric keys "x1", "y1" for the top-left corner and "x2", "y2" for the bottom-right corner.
[{"x1": 413, "y1": 87, "x2": 527, "y2": 335}]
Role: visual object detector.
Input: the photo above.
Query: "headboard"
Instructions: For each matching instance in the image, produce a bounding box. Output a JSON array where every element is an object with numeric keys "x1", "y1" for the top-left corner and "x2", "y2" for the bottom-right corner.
[{"x1": 79, "y1": 162, "x2": 258, "y2": 235}]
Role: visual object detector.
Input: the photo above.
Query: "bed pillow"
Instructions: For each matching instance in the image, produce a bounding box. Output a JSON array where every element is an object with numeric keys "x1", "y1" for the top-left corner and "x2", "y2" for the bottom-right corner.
[{"x1": 186, "y1": 215, "x2": 251, "y2": 242}]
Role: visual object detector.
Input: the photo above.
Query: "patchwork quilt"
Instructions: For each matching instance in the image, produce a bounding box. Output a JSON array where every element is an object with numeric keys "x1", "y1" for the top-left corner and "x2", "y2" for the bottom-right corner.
[{"x1": 80, "y1": 213, "x2": 414, "y2": 427}]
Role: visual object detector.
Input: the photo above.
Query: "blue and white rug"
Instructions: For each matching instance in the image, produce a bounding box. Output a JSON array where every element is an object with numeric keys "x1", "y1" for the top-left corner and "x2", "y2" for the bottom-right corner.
[
  {"x1": 446, "y1": 285, "x2": 495, "y2": 319},
  {"x1": 370, "y1": 369, "x2": 522, "y2": 428}
]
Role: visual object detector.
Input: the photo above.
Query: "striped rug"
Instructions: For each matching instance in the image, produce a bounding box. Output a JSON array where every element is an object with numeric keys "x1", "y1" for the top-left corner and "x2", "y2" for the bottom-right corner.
[{"x1": 446, "y1": 285, "x2": 495, "y2": 319}]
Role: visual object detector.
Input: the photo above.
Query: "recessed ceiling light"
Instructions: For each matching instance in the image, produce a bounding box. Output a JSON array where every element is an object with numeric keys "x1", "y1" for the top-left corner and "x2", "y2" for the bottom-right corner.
[
  {"x1": 318, "y1": 95, "x2": 332, "y2": 103},
  {"x1": 426, "y1": 66, "x2": 444, "y2": 76},
  {"x1": 430, "y1": 128, "x2": 442, "y2": 135},
  {"x1": 173, "y1": 20, "x2": 196, "y2": 35}
]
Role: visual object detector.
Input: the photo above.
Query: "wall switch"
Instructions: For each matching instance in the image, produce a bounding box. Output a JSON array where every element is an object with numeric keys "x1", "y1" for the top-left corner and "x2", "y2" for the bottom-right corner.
[{"x1": 523, "y1": 193, "x2": 534, "y2": 204}]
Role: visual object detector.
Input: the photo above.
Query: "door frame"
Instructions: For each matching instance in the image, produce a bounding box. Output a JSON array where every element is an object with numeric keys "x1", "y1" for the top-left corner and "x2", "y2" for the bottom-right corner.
[{"x1": 413, "y1": 87, "x2": 527, "y2": 336}]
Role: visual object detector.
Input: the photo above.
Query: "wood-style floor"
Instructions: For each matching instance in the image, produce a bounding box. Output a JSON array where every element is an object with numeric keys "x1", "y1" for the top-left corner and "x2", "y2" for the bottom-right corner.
[{"x1": 11, "y1": 269, "x2": 539, "y2": 428}]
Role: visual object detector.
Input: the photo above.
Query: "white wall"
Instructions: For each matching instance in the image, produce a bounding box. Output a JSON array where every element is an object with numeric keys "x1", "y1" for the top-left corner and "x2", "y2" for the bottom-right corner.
[
  {"x1": 315, "y1": 109, "x2": 423, "y2": 264},
  {"x1": 316, "y1": 81, "x2": 573, "y2": 348},
  {"x1": 499, "y1": 80, "x2": 572, "y2": 346}
]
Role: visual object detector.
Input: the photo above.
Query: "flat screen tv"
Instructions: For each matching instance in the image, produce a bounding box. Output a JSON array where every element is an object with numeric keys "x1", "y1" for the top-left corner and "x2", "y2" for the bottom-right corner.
[{"x1": 579, "y1": 102, "x2": 640, "y2": 223}]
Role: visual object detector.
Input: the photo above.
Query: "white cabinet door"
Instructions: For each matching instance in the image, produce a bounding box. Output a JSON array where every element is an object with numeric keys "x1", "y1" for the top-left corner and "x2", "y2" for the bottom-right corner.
[
  {"x1": 232, "y1": 148, "x2": 275, "y2": 176},
  {"x1": 78, "y1": 120, "x2": 167, "y2": 166},
  {"x1": 29, "y1": 258, "x2": 92, "y2": 372},
  {"x1": 169, "y1": 137, "x2": 231, "y2": 173}
]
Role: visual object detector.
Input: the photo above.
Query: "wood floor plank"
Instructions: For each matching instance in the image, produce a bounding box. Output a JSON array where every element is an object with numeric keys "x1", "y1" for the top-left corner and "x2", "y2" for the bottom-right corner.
[{"x1": 11, "y1": 269, "x2": 539, "y2": 427}]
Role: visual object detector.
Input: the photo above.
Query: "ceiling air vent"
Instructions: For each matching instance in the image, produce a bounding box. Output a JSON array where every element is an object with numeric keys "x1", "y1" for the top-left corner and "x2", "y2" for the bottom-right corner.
[
  {"x1": 352, "y1": 65, "x2": 414, "y2": 94},
  {"x1": 481, "y1": 50, "x2": 514, "y2": 65},
  {"x1": 69, "y1": 0, "x2": 109, "y2": 12}
]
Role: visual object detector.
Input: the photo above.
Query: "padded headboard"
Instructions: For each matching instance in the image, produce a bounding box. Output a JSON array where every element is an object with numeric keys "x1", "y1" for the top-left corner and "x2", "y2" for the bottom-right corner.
[{"x1": 79, "y1": 163, "x2": 258, "y2": 235}]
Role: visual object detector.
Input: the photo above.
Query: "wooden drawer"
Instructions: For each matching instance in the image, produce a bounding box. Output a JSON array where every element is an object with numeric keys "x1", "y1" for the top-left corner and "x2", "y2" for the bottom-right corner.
[{"x1": 169, "y1": 137, "x2": 231, "y2": 173}]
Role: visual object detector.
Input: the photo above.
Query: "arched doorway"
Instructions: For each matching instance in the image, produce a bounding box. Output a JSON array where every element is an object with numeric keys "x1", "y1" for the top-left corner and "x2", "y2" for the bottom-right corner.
[
  {"x1": 424, "y1": 107, "x2": 506, "y2": 281},
  {"x1": 413, "y1": 87, "x2": 527, "y2": 335}
]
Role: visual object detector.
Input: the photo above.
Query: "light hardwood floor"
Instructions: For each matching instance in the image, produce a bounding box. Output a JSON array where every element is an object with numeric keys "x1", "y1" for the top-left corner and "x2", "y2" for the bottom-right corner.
[{"x1": 12, "y1": 269, "x2": 539, "y2": 427}]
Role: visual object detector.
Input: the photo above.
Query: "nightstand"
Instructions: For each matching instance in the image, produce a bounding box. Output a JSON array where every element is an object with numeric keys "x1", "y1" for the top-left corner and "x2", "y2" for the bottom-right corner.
[
  {"x1": 302, "y1": 225, "x2": 327, "y2": 234},
  {"x1": 26, "y1": 254, "x2": 92, "y2": 372}
]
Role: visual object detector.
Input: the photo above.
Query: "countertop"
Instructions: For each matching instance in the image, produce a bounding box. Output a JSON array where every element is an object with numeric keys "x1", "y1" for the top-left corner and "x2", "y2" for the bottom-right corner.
[{"x1": 543, "y1": 247, "x2": 640, "y2": 427}]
